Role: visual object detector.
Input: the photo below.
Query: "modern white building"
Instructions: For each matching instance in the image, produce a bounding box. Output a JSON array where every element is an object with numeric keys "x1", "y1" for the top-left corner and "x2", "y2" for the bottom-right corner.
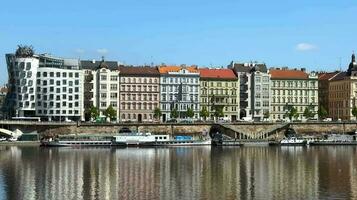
[
  {"x1": 158, "y1": 65, "x2": 200, "y2": 121},
  {"x1": 229, "y1": 61, "x2": 271, "y2": 121},
  {"x1": 5, "y1": 46, "x2": 84, "y2": 121},
  {"x1": 81, "y1": 58, "x2": 120, "y2": 121}
]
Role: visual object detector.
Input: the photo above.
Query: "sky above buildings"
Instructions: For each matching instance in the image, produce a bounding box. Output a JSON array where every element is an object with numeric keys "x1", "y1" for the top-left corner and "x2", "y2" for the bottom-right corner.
[{"x1": 0, "y1": 0, "x2": 356, "y2": 84}]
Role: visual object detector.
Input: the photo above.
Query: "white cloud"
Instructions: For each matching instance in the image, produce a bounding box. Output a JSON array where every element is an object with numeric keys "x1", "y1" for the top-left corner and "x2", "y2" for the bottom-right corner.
[
  {"x1": 75, "y1": 48, "x2": 85, "y2": 54},
  {"x1": 96, "y1": 48, "x2": 109, "y2": 54},
  {"x1": 295, "y1": 43, "x2": 318, "y2": 51}
]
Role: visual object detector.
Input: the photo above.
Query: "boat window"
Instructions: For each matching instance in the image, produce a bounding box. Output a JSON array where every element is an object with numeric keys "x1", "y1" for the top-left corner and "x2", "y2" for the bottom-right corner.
[{"x1": 159, "y1": 137, "x2": 162, "y2": 139}]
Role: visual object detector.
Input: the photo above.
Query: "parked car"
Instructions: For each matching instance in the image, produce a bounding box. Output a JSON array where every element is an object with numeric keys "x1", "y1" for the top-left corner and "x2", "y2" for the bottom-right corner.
[
  {"x1": 323, "y1": 118, "x2": 332, "y2": 122},
  {"x1": 0, "y1": 137, "x2": 7, "y2": 142},
  {"x1": 166, "y1": 119, "x2": 177, "y2": 123},
  {"x1": 7, "y1": 137, "x2": 17, "y2": 142}
]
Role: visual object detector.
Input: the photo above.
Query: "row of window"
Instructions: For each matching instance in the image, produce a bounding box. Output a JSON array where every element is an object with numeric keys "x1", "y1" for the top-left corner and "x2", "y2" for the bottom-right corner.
[
  {"x1": 37, "y1": 109, "x2": 80, "y2": 115},
  {"x1": 200, "y1": 81, "x2": 238, "y2": 87},
  {"x1": 272, "y1": 80, "x2": 316, "y2": 88},
  {"x1": 272, "y1": 106, "x2": 316, "y2": 113},
  {"x1": 161, "y1": 85, "x2": 199, "y2": 93},
  {"x1": 121, "y1": 102, "x2": 159, "y2": 110},
  {"x1": 161, "y1": 103, "x2": 199, "y2": 111},
  {"x1": 272, "y1": 89, "x2": 316, "y2": 96},
  {"x1": 121, "y1": 94, "x2": 158, "y2": 101},
  {"x1": 201, "y1": 89, "x2": 237, "y2": 95},
  {"x1": 162, "y1": 77, "x2": 198, "y2": 84},
  {"x1": 121, "y1": 113, "x2": 154, "y2": 120},
  {"x1": 162, "y1": 94, "x2": 198, "y2": 102},
  {"x1": 37, "y1": 101, "x2": 80, "y2": 108},
  {"x1": 37, "y1": 71, "x2": 80, "y2": 78},
  {"x1": 272, "y1": 97, "x2": 316, "y2": 104},
  {"x1": 120, "y1": 85, "x2": 158, "y2": 92},
  {"x1": 121, "y1": 77, "x2": 158, "y2": 84},
  {"x1": 39, "y1": 79, "x2": 79, "y2": 86}
]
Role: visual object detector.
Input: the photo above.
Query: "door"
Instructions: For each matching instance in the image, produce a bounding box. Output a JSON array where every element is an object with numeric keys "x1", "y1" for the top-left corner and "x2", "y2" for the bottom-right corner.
[{"x1": 138, "y1": 114, "x2": 142, "y2": 123}]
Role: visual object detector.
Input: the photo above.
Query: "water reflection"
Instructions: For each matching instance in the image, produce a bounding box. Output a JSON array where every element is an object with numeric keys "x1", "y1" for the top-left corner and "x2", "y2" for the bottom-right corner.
[{"x1": 0, "y1": 146, "x2": 356, "y2": 200}]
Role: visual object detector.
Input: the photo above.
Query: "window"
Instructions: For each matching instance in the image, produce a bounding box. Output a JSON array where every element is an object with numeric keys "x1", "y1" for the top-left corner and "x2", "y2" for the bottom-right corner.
[
  {"x1": 101, "y1": 84, "x2": 107, "y2": 90},
  {"x1": 101, "y1": 75, "x2": 107, "y2": 80},
  {"x1": 26, "y1": 62, "x2": 31, "y2": 70}
]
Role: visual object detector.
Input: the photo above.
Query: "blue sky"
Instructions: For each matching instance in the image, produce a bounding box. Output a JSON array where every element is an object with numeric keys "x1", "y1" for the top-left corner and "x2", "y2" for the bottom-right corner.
[{"x1": 0, "y1": 0, "x2": 356, "y2": 84}]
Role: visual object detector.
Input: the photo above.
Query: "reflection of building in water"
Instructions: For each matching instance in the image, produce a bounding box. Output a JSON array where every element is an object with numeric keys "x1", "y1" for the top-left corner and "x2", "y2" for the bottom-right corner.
[
  {"x1": 316, "y1": 146, "x2": 353, "y2": 199},
  {"x1": 3, "y1": 146, "x2": 357, "y2": 199}
]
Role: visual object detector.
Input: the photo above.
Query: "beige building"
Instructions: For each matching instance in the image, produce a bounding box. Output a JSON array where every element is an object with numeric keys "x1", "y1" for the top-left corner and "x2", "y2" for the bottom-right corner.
[
  {"x1": 329, "y1": 53, "x2": 357, "y2": 120},
  {"x1": 199, "y1": 68, "x2": 239, "y2": 121},
  {"x1": 119, "y1": 66, "x2": 160, "y2": 122},
  {"x1": 270, "y1": 68, "x2": 318, "y2": 121}
]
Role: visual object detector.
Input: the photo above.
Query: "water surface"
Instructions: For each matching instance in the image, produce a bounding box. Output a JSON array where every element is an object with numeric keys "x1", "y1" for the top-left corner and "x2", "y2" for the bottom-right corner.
[{"x1": 0, "y1": 146, "x2": 356, "y2": 200}]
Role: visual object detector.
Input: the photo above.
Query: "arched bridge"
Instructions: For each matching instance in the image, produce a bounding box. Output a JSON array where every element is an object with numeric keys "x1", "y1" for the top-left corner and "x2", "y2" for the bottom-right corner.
[{"x1": 210, "y1": 123, "x2": 290, "y2": 140}]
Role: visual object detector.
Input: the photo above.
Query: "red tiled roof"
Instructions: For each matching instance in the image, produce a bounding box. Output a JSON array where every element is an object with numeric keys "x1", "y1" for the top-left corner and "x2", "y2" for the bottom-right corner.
[
  {"x1": 199, "y1": 68, "x2": 237, "y2": 80},
  {"x1": 269, "y1": 69, "x2": 308, "y2": 79},
  {"x1": 158, "y1": 66, "x2": 198, "y2": 74}
]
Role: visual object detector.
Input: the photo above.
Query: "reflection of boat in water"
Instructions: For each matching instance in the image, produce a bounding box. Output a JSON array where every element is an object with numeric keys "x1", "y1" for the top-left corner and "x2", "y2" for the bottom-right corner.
[
  {"x1": 308, "y1": 134, "x2": 357, "y2": 145},
  {"x1": 280, "y1": 137, "x2": 306, "y2": 146},
  {"x1": 40, "y1": 135, "x2": 113, "y2": 147},
  {"x1": 41, "y1": 128, "x2": 211, "y2": 147}
]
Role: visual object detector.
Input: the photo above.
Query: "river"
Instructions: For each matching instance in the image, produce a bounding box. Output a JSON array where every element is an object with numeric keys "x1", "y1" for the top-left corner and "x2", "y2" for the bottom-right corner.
[{"x1": 0, "y1": 146, "x2": 357, "y2": 200}]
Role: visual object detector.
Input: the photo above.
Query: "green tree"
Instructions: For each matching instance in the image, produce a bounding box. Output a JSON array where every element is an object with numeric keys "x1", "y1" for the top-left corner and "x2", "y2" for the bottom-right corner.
[
  {"x1": 352, "y1": 106, "x2": 357, "y2": 120},
  {"x1": 318, "y1": 106, "x2": 328, "y2": 119},
  {"x1": 186, "y1": 107, "x2": 195, "y2": 118},
  {"x1": 103, "y1": 105, "x2": 116, "y2": 121},
  {"x1": 200, "y1": 107, "x2": 209, "y2": 120},
  {"x1": 213, "y1": 105, "x2": 224, "y2": 118},
  {"x1": 171, "y1": 108, "x2": 179, "y2": 119},
  {"x1": 263, "y1": 111, "x2": 270, "y2": 119},
  {"x1": 89, "y1": 106, "x2": 99, "y2": 120},
  {"x1": 153, "y1": 107, "x2": 162, "y2": 120},
  {"x1": 285, "y1": 106, "x2": 298, "y2": 120},
  {"x1": 303, "y1": 107, "x2": 314, "y2": 119}
]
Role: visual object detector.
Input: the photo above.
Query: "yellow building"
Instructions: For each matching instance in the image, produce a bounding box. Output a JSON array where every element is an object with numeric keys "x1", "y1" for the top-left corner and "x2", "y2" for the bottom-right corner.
[
  {"x1": 199, "y1": 68, "x2": 239, "y2": 121},
  {"x1": 329, "y1": 53, "x2": 357, "y2": 120},
  {"x1": 270, "y1": 68, "x2": 318, "y2": 121}
]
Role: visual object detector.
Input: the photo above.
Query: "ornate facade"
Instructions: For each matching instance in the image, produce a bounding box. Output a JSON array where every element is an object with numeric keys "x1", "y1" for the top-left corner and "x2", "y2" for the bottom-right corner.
[
  {"x1": 199, "y1": 68, "x2": 239, "y2": 121},
  {"x1": 119, "y1": 66, "x2": 160, "y2": 122}
]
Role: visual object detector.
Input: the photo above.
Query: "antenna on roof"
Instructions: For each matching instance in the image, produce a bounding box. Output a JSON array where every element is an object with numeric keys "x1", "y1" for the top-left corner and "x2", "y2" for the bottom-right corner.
[{"x1": 339, "y1": 57, "x2": 342, "y2": 71}]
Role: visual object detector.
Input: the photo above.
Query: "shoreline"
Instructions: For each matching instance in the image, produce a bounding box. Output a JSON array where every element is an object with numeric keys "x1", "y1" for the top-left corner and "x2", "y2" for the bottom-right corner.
[{"x1": 0, "y1": 141, "x2": 40, "y2": 146}]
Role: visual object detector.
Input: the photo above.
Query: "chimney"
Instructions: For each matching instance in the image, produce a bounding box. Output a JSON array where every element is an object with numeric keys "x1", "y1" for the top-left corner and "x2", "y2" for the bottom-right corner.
[{"x1": 301, "y1": 68, "x2": 306, "y2": 72}]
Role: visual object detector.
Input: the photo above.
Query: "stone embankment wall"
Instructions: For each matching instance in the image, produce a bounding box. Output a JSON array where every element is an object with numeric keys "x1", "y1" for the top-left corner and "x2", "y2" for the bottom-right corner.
[
  {"x1": 4, "y1": 122, "x2": 357, "y2": 137},
  {"x1": 37, "y1": 124, "x2": 212, "y2": 137}
]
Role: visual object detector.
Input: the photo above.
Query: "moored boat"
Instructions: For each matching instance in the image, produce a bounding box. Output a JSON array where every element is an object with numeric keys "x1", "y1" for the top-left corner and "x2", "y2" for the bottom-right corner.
[{"x1": 280, "y1": 137, "x2": 306, "y2": 146}]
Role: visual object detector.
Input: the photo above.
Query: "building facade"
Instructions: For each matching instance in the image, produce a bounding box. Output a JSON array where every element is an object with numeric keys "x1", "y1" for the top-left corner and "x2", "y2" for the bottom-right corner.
[
  {"x1": 269, "y1": 68, "x2": 318, "y2": 121},
  {"x1": 119, "y1": 66, "x2": 160, "y2": 122},
  {"x1": 199, "y1": 68, "x2": 239, "y2": 121},
  {"x1": 81, "y1": 58, "x2": 120, "y2": 121},
  {"x1": 329, "y1": 53, "x2": 357, "y2": 120},
  {"x1": 159, "y1": 65, "x2": 200, "y2": 121},
  {"x1": 318, "y1": 71, "x2": 340, "y2": 115},
  {"x1": 229, "y1": 62, "x2": 271, "y2": 121},
  {"x1": 5, "y1": 46, "x2": 84, "y2": 121}
]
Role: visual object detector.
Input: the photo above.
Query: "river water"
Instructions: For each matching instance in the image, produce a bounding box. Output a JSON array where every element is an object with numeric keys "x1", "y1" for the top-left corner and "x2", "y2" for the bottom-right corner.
[{"x1": 0, "y1": 146, "x2": 357, "y2": 200}]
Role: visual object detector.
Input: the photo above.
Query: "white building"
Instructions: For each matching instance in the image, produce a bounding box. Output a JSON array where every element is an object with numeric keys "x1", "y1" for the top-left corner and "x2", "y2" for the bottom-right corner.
[
  {"x1": 81, "y1": 58, "x2": 120, "y2": 121},
  {"x1": 5, "y1": 46, "x2": 84, "y2": 121},
  {"x1": 229, "y1": 61, "x2": 271, "y2": 121},
  {"x1": 158, "y1": 65, "x2": 200, "y2": 122}
]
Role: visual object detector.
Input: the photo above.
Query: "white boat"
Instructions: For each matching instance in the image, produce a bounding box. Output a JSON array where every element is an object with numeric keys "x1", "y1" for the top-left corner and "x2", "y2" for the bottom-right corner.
[
  {"x1": 111, "y1": 132, "x2": 170, "y2": 146},
  {"x1": 280, "y1": 137, "x2": 306, "y2": 146}
]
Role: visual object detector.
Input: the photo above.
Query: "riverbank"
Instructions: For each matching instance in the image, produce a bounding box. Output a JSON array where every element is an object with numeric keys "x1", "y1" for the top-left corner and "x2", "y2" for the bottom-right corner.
[{"x1": 0, "y1": 141, "x2": 40, "y2": 146}]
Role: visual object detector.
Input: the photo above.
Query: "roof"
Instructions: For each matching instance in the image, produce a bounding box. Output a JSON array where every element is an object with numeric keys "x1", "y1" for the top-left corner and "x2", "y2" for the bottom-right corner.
[
  {"x1": 118, "y1": 66, "x2": 159, "y2": 76},
  {"x1": 269, "y1": 69, "x2": 309, "y2": 80},
  {"x1": 230, "y1": 62, "x2": 267, "y2": 73},
  {"x1": 158, "y1": 65, "x2": 198, "y2": 74},
  {"x1": 0, "y1": 87, "x2": 7, "y2": 94},
  {"x1": 81, "y1": 60, "x2": 118, "y2": 70},
  {"x1": 318, "y1": 72, "x2": 340, "y2": 81},
  {"x1": 330, "y1": 72, "x2": 348, "y2": 81},
  {"x1": 199, "y1": 68, "x2": 237, "y2": 80}
]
